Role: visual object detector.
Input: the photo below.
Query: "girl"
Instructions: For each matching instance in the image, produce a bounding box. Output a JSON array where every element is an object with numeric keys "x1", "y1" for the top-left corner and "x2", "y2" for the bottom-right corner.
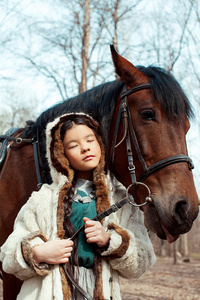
[{"x1": 0, "y1": 113, "x2": 156, "y2": 300}]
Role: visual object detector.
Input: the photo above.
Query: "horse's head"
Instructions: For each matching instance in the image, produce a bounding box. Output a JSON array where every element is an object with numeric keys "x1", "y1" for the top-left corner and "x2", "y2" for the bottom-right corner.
[{"x1": 110, "y1": 45, "x2": 199, "y2": 243}]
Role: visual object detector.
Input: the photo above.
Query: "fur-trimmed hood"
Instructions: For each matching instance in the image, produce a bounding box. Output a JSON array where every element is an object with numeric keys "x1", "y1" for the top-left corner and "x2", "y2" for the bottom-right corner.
[
  {"x1": 45, "y1": 113, "x2": 111, "y2": 226},
  {"x1": 45, "y1": 113, "x2": 104, "y2": 186}
]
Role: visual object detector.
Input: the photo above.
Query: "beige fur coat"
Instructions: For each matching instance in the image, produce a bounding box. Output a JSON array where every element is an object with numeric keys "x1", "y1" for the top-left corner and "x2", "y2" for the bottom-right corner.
[{"x1": 0, "y1": 113, "x2": 156, "y2": 300}]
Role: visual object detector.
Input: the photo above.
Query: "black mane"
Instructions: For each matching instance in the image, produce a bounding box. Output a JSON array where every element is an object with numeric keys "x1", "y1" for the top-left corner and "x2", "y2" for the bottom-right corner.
[
  {"x1": 24, "y1": 66, "x2": 193, "y2": 184},
  {"x1": 137, "y1": 65, "x2": 193, "y2": 119}
]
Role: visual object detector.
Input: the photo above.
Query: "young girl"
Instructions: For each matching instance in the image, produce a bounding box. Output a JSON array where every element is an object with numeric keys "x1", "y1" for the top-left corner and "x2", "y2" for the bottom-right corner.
[{"x1": 0, "y1": 113, "x2": 156, "y2": 300}]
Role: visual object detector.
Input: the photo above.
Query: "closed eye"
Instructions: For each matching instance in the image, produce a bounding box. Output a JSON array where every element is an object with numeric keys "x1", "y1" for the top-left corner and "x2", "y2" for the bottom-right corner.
[
  {"x1": 140, "y1": 109, "x2": 156, "y2": 121},
  {"x1": 68, "y1": 144, "x2": 78, "y2": 149}
]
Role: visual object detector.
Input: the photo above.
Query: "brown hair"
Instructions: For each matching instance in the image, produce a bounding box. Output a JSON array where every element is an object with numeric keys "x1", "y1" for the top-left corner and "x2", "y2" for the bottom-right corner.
[
  {"x1": 60, "y1": 114, "x2": 101, "y2": 143},
  {"x1": 55, "y1": 114, "x2": 107, "y2": 294}
]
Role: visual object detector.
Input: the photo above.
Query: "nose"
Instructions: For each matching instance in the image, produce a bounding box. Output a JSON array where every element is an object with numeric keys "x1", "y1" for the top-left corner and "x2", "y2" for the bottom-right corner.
[
  {"x1": 174, "y1": 199, "x2": 189, "y2": 224},
  {"x1": 81, "y1": 144, "x2": 90, "y2": 153}
]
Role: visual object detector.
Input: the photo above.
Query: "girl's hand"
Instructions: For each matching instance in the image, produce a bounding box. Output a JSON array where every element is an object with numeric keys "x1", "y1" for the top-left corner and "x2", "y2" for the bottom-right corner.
[
  {"x1": 83, "y1": 217, "x2": 111, "y2": 248},
  {"x1": 33, "y1": 239, "x2": 74, "y2": 265}
]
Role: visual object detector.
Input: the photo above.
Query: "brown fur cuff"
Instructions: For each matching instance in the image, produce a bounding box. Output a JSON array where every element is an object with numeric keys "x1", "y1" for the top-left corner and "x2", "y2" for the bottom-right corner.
[
  {"x1": 21, "y1": 231, "x2": 51, "y2": 276},
  {"x1": 101, "y1": 223, "x2": 130, "y2": 260}
]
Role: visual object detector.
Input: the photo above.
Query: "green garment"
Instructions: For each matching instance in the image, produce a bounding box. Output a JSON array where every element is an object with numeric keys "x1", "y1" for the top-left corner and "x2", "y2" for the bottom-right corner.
[{"x1": 70, "y1": 190, "x2": 97, "y2": 268}]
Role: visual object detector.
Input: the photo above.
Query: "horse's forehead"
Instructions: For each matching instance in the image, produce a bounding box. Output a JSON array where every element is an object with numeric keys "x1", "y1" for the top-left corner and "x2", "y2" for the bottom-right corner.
[{"x1": 127, "y1": 89, "x2": 153, "y2": 107}]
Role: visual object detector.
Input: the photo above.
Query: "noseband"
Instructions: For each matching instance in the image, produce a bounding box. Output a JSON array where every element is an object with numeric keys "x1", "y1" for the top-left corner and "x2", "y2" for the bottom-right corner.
[{"x1": 111, "y1": 83, "x2": 194, "y2": 205}]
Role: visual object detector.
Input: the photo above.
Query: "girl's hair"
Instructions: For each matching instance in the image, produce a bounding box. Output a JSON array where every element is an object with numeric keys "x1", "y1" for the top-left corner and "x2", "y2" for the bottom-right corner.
[
  {"x1": 60, "y1": 114, "x2": 101, "y2": 235},
  {"x1": 60, "y1": 114, "x2": 100, "y2": 142},
  {"x1": 60, "y1": 114, "x2": 101, "y2": 290}
]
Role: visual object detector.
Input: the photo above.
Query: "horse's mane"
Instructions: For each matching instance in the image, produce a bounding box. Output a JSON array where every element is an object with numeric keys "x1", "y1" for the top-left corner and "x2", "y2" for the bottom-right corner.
[
  {"x1": 137, "y1": 65, "x2": 193, "y2": 119},
  {"x1": 24, "y1": 66, "x2": 193, "y2": 184}
]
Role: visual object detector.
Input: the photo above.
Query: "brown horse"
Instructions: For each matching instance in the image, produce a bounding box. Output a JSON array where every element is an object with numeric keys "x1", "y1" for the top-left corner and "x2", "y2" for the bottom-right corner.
[{"x1": 0, "y1": 46, "x2": 199, "y2": 299}]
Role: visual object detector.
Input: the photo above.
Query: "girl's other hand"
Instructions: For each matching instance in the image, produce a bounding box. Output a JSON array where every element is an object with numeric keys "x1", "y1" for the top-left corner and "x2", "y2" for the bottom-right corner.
[
  {"x1": 33, "y1": 239, "x2": 74, "y2": 265},
  {"x1": 83, "y1": 217, "x2": 111, "y2": 248}
]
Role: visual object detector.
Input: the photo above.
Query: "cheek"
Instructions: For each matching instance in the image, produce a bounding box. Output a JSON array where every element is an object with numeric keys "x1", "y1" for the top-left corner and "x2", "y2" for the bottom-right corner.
[
  {"x1": 66, "y1": 154, "x2": 79, "y2": 169},
  {"x1": 64, "y1": 149, "x2": 69, "y2": 160},
  {"x1": 64, "y1": 150, "x2": 75, "y2": 165},
  {"x1": 97, "y1": 146, "x2": 102, "y2": 161},
  {"x1": 66, "y1": 155, "x2": 72, "y2": 165}
]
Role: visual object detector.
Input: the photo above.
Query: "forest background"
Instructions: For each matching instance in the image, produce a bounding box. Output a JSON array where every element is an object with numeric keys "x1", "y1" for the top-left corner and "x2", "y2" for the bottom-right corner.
[{"x1": 0, "y1": 0, "x2": 200, "y2": 260}]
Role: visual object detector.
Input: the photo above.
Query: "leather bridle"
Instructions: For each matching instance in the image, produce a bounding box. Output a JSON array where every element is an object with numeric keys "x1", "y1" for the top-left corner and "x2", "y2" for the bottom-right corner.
[{"x1": 110, "y1": 83, "x2": 194, "y2": 204}]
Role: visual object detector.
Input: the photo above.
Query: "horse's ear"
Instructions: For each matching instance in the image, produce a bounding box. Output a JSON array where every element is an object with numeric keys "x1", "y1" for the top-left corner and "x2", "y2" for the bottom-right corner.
[{"x1": 110, "y1": 45, "x2": 147, "y2": 85}]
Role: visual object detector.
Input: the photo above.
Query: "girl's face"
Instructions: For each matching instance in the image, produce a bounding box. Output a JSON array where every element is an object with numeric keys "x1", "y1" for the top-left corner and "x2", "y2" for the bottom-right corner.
[{"x1": 63, "y1": 124, "x2": 101, "y2": 180}]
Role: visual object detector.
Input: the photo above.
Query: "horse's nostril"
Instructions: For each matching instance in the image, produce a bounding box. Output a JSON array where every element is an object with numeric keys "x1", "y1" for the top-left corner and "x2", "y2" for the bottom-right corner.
[{"x1": 174, "y1": 200, "x2": 189, "y2": 223}]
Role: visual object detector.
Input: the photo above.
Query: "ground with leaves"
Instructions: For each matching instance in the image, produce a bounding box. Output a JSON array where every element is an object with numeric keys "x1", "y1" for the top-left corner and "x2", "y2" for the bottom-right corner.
[
  {"x1": 120, "y1": 257, "x2": 200, "y2": 300},
  {"x1": 1, "y1": 257, "x2": 200, "y2": 299}
]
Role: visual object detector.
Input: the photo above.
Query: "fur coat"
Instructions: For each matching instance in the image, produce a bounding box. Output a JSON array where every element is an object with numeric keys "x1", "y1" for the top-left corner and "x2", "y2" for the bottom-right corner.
[{"x1": 0, "y1": 113, "x2": 156, "y2": 300}]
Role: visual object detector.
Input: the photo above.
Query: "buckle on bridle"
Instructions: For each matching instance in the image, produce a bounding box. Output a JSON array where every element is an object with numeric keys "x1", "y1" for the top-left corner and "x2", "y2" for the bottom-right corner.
[
  {"x1": 128, "y1": 165, "x2": 135, "y2": 172},
  {"x1": 16, "y1": 138, "x2": 23, "y2": 144}
]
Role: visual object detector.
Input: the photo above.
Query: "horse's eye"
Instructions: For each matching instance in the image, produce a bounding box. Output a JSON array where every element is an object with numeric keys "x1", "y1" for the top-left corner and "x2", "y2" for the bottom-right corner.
[{"x1": 140, "y1": 110, "x2": 156, "y2": 121}]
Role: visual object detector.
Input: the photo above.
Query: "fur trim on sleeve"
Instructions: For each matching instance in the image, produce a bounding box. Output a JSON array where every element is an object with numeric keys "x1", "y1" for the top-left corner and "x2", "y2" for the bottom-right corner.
[
  {"x1": 21, "y1": 231, "x2": 51, "y2": 276},
  {"x1": 100, "y1": 223, "x2": 130, "y2": 260}
]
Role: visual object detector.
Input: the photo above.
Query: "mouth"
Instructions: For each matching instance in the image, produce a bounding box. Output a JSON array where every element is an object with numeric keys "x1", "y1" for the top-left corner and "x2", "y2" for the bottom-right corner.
[
  {"x1": 83, "y1": 155, "x2": 95, "y2": 161},
  {"x1": 144, "y1": 203, "x2": 180, "y2": 243},
  {"x1": 161, "y1": 224, "x2": 179, "y2": 243}
]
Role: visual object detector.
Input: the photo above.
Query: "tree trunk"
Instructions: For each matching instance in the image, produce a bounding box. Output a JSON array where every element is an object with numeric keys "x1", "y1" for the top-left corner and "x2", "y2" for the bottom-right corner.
[
  {"x1": 182, "y1": 234, "x2": 190, "y2": 262},
  {"x1": 80, "y1": 0, "x2": 90, "y2": 94},
  {"x1": 173, "y1": 241, "x2": 177, "y2": 264},
  {"x1": 112, "y1": 0, "x2": 120, "y2": 51}
]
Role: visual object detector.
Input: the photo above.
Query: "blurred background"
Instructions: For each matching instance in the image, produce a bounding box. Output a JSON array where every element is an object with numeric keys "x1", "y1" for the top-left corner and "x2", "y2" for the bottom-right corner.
[{"x1": 0, "y1": 0, "x2": 200, "y2": 266}]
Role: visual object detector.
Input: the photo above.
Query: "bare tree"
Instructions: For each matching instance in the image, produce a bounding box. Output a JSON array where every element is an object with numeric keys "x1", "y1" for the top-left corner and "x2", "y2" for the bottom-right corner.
[
  {"x1": 0, "y1": 84, "x2": 39, "y2": 133},
  {"x1": 0, "y1": 0, "x2": 143, "y2": 99}
]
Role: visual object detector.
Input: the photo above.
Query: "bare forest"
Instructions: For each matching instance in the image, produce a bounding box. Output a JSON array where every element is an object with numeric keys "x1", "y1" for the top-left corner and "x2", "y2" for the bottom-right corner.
[{"x1": 0, "y1": 0, "x2": 200, "y2": 299}]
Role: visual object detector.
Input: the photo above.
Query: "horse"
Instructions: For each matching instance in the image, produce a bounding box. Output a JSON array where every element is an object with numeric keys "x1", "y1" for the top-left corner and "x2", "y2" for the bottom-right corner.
[{"x1": 0, "y1": 45, "x2": 199, "y2": 299}]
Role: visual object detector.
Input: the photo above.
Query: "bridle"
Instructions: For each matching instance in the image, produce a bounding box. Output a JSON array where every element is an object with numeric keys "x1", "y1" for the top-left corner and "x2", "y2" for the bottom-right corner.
[{"x1": 110, "y1": 83, "x2": 194, "y2": 206}]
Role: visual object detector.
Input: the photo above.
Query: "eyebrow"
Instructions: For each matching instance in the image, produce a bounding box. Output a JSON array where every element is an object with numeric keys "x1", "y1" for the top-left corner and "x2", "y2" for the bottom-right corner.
[{"x1": 64, "y1": 133, "x2": 95, "y2": 146}]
